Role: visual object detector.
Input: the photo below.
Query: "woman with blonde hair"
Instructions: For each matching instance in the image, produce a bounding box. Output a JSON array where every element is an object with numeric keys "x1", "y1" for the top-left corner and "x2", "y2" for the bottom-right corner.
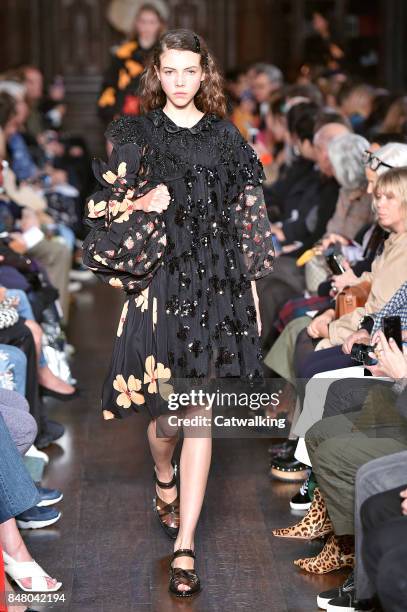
[{"x1": 84, "y1": 28, "x2": 274, "y2": 597}]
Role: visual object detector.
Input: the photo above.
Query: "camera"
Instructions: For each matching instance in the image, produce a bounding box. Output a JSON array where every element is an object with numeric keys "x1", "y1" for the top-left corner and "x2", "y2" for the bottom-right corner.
[
  {"x1": 350, "y1": 316, "x2": 402, "y2": 366},
  {"x1": 350, "y1": 343, "x2": 377, "y2": 366}
]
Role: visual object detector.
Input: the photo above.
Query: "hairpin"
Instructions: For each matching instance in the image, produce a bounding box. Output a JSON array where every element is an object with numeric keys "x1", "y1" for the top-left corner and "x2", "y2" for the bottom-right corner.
[{"x1": 193, "y1": 34, "x2": 201, "y2": 53}]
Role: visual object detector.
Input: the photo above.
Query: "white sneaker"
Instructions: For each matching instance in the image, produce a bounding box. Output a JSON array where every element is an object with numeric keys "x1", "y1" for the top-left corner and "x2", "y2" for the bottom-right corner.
[
  {"x1": 25, "y1": 445, "x2": 49, "y2": 464},
  {"x1": 69, "y1": 268, "x2": 94, "y2": 282},
  {"x1": 68, "y1": 281, "x2": 82, "y2": 293}
]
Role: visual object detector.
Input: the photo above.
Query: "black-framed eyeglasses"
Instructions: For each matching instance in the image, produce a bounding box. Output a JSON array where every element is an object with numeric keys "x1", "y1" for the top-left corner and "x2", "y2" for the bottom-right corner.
[{"x1": 362, "y1": 150, "x2": 394, "y2": 171}]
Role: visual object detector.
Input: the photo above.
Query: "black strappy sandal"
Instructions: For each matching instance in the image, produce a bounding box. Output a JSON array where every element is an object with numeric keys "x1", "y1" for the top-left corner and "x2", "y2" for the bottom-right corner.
[
  {"x1": 169, "y1": 549, "x2": 201, "y2": 597},
  {"x1": 153, "y1": 462, "x2": 179, "y2": 539}
]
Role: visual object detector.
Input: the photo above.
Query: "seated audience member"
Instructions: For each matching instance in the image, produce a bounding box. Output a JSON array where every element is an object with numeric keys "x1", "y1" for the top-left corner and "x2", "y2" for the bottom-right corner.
[
  {"x1": 317, "y1": 451, "x2": 407, "y2": 611},
  {"x1": 338, "y1": 82, "x2": 375, "y2": 135},
  {"x1": 272, "y1": 331, "x2": 407, "y2": 585},
  {"x1": 380, "y1": 95, "x2": 407, "y2": 136},
  {"x1": 295, "y1": 166, "x2": 407, "y2": 380},
  {"x1": 358, "y1": 462, "x2": 407, "y2": 612},
  {"x1": 250, "y1": 62, "x2": 284, "y2": 129},
  {"x1": 318, "y1": 133, "x2": 373, "y2": 242},
  {"x1": 0, "y1": 406, "x2": 62, "y2": 597},
  {"x1": 257, "y1": 120, "x2": 348, "y2": 349},
  {"x1": 0, "y1": 86, "x2": 73, "y2": 322},
  {"x1": 267, "y1": 146, "x2": 407, "y2": 481},
  {"x1": 262, "y1": 101, "x2": 321, "y2": 223},
  {"x1": 265, "y1": 144, "x2": 407, "y2": 389}
]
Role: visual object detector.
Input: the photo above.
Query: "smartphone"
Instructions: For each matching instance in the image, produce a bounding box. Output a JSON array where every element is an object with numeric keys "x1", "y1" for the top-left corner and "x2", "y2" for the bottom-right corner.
[
  {"x1": 326, "y1": 253, "x2": 346, "y2": 275},
  {"x1": 383, "y1": 315, "x2": 403, "y2": 350}
]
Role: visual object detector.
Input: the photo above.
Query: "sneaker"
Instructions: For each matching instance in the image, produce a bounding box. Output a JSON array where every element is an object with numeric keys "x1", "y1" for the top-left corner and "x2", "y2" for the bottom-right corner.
[
  {"x1": 35, "y1": 419, "x2": 65, "y2": 450},
  {"x1": 69, "y1": 268, "x2": 94, "y2": 282},
  {"x1": 16, "y1": 505, "x2": 61, "y2": 529},
  {"x1": 268, "y1": 439, "x2": 297, "y2": 459},
  {"x1": 290, "y1": 473, "x2": 312, "y2": 510},
  {"x1": 25, "y1": 445, "x2": 49, "y2": 464},
  {"x1": 36, "y1": 486, "x2": 64, "y2": 507},
  {"x1": 68, "y1": 280, "x2": 82, "y2": 293},
  {"x1": 269, "y1": 456, "x2": 309, "y2": 482},
  {"x1": 327, "y1": 592, "x2": 374, "y2": 612},
  {"x1": 317, "y1": 571, "x2": 354, "y2": 609}
]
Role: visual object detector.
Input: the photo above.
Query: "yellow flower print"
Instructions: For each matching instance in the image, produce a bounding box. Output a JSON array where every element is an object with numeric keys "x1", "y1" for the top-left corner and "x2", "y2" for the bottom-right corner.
[
  {"x1": 113, "y1": 374, "x2": 145, "y2": 408},
  {"x1": 103, "y1": 161, "x2": 127, "y2": 185},
  {"x1": 109, "y1": 277, "x2": 123, "y2": 288},
  {"x1": 117, "y1": 300, "x2": 129, "y2": 337},
  {"x1": 116, "y1": 40, "x2": 138, "y2": 59},
  {"x1": 87, "y1": 198, "x2": 107, "y2": 218},
  {"x1": 112, "y1": 197, "x2": 139, "y2": 223},
  {"x1": 118, "y1": 68, "x2": 131, "y2": 90},
  {"x1": 108, "y1": 197, "x2": 128, "y2": 218},
  {"x1": 152, "y1": 297, "x2": 157, "y2": 331},
  {"x1": 135, "y1": 287, "x2": 149, "y2": 311},
  {"x1": 103, "y1": 409, "x2": 116, "y2": 420},
  {"x1": 125, "y1": 59, "x2": 144, "y2": 77},
  {"x1": 143, "y1": 355, "x2": 172, "y2": 398},
  {"x1": 98, "y1": 86, "x2": 116, "y2": 107}
]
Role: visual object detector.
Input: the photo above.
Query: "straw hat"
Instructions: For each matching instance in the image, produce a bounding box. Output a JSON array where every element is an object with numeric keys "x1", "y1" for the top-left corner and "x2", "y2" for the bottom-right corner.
[{"x1": 107, "y1": 0, "x2": 169, "y2": 34}]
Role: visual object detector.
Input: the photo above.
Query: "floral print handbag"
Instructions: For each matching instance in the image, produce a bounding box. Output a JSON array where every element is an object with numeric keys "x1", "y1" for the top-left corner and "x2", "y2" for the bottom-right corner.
[{"x1": 82, "y1": 143, "x2": 167, "y2": 294}]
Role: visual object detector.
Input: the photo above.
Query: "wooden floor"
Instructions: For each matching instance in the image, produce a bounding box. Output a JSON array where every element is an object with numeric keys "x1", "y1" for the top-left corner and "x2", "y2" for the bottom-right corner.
[{"x1": 23, "y1": 281, "x2": 349, "y2": 612}]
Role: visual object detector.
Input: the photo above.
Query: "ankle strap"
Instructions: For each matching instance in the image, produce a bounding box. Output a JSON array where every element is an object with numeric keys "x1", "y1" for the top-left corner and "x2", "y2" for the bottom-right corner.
[
  {"x1": 154, "y1": 463, "x2": 177, "y2": 488},
  {"x1": 172, "y1": 548, "x2": 195, "y2": 561}
]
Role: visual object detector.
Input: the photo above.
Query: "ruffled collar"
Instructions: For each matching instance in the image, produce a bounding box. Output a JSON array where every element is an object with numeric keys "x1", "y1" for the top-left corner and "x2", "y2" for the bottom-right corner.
[{"x1": 147, "y1": 107, "x2": 219, "y2": 134}]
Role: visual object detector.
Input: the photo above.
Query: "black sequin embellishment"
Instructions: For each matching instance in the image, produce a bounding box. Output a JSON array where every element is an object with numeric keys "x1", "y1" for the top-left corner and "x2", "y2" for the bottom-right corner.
[{"x1": 188, "y1": 340, "x2": 204, "y2": 357}]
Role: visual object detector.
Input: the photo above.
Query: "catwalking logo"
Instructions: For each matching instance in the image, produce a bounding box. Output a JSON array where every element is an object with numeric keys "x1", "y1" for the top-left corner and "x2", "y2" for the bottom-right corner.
[{"x1": 167, "y1": 413, "x2": 287, "y2": 429}]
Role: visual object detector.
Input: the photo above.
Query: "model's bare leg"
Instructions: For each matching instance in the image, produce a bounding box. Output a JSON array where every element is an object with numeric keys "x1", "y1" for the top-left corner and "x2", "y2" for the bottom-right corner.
[
  {"x1": 147, "y1": 418, "x2": 179, "y2": 503},
  {"x1": 172, "y1": 405, "x2": 212, "y2": 593}
]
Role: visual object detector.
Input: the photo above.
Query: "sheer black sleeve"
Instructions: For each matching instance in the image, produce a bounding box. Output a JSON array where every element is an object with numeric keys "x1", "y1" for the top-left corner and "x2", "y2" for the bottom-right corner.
[{"x1": 220, "y1": 124, "x2": 275, "y2": 280}]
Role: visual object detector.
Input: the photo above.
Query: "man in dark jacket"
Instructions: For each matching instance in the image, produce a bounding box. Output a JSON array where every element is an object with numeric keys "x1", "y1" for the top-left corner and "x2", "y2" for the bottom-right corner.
[{"x1": 258, "y1": 121, "x2": 348, "y2": 350}]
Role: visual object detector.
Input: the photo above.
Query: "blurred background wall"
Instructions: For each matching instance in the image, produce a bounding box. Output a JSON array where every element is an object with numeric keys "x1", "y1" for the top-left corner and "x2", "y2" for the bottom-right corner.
[{"x1": 1, "y1": 0, "x2": 405, "y2": 153}]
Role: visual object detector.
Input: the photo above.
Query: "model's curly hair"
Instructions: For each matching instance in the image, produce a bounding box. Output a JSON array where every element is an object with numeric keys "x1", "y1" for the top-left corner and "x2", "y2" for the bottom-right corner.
[{"x1": 140, "y1": 29, "x2": 227, "y2": 117}]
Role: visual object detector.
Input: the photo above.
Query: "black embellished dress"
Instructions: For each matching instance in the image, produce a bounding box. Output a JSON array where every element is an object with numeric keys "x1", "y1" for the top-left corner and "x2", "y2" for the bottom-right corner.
[{"x1": 83, "y1": 108, "x2": 275, "y2": 420}]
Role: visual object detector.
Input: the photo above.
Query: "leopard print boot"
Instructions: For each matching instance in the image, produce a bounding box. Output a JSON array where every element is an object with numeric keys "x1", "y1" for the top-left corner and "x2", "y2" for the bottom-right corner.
[
  {"x1": 272, "y1": 488, "x2": 333, "y2": 540},
  {"x1": 294, "y1": 534, "x2": 355, "y2": 574}
]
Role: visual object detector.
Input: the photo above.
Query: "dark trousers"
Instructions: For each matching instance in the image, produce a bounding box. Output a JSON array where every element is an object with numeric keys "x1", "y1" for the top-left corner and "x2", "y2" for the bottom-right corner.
[
  {"x1": 361, "y1": 486, "x2": 407, "y2": 612},
  {"x1": 294, "y1": 329, "x2": 355, "y2": 378},
  {"x1": 0, "y1": 319, "x2": 43, "y2": 425},
  {"x1": 257, "y1": 255, "x2": 305, "y2": 352}
]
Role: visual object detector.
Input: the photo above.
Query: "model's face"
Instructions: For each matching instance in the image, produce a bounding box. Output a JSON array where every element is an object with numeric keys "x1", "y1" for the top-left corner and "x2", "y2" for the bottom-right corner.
[
  {"x1": 155, "y1": 49, "x2": 204, "y2": 108},
  {"x1": 134, "y1": 9, "x2": 162, "y2": 41}
]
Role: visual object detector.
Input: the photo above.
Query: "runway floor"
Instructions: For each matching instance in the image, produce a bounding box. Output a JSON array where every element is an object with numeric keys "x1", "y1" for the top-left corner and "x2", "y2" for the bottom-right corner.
[{"x1": 23, "y1": 281, "x2": 349, "y2": 612}]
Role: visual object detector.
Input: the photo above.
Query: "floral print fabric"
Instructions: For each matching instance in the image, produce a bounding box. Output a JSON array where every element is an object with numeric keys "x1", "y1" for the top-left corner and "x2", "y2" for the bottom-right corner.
[
  {"x1": 83, "y1": 108, "x2": 274, "y2": 420},
  {"x1": 82, "y1": 143, "x2": 167, "y2": 294}
]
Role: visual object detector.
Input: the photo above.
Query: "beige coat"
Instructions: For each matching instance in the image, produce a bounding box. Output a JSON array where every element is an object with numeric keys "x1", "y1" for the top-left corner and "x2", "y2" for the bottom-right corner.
[
  {"x1": 319, "y1": 231, "x2": 407, "y2": 347},
  {"x1": 325, "y1": 187, "x2": 374, "y2": 240}
]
